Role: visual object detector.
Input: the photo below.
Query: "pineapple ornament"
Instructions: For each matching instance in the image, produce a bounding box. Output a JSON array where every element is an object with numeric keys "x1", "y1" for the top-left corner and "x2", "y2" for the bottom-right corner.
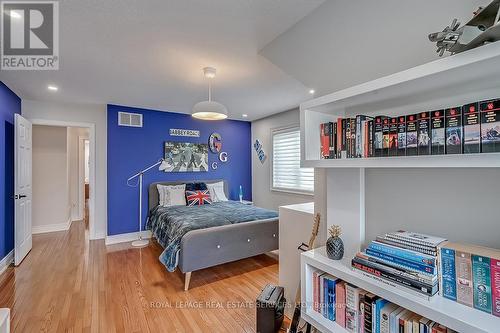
[{"x1": 326, "y1": 225, "x2": 344, "y2": 260}]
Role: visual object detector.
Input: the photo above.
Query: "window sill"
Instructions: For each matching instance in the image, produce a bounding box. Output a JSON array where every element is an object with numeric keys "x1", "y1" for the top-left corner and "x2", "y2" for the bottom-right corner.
[{"x1": 271, "y1": 187, "x2": 314, "y2": 196}]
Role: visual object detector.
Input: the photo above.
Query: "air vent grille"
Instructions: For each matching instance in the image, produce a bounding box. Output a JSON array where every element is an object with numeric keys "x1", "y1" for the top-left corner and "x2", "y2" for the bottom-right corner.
[{"x1": 118, "y1": 112, "x2": 143, "y2": 127}]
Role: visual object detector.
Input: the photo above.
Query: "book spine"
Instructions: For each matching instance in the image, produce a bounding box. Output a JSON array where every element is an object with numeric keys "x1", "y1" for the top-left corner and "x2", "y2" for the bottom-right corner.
[
  {"x1": 363, "y1": 296, "x2": 374, "y2": 333},
  {"x1": 375, "y1": 299, "x2": 388, "y2": 333},
  {"x1": 356, "y1": 116, "x2": 362, "y2": 158},
  {"x1": 350, "y1": 118, "x2": 356, "y2": 158},
  {"x1": 329, "y1": 122, "x2": 336, "y2": 159},
  {"x1": 365, "y1": 248, "x2": 436, "y2": 275},
  {"x1": 491, "y1": 258, "x2": 500, "y2": 317},
  {"x1": 417, "y1": 112, "x2": 431, "y2": 155},
  {"x1": 463, "y1": 102, "x2": 481, "y2": 154},
  {"x1": 345, "y1": 286, "x2": 359, "y2": 332},
  {"x1": 480, "y1": 99, "x2": 500, "y2": 153},
  {"x1": 352, "y1": 259, "x2": 437, "y2": 296},
  {"x1": 431, "y1": 110, "x2": 445, "y2": 155},
  {"x1": 455, "y1": 250, "x2": 473, "y2": 307},
  {"x1": 346, "y1": 119, "x2": 351, "y2": 158},
  {"x1": 376, "y1": 237, "x2": 437, "y2": 256},
  {"x1": 328, "y1": 278, "x2": 336, "y2": 321},
  {"x1": 320, "y1": 275, "x2": 325, "y2": 315},
  {"x1": 384, "y1": 232, "x2": 443, "y2": 249},
  {"x1": 379, "y1": 308, "x2": 391, "y2": 333},
  {"x1": 406, "y1": 114, "x2": 418, "y2": 156},
  {"x1": 397, "y1": 116, "x2": 406, "y2": 156},
  {"x1": 341, "y1": 118, "x2": 347, "y2": 158},
  {"x1": 313, "y1": 271, "x2": 319, "y2": 312},
  {"x1": 472, "y1": 255, "x2": 492, "y2": 313},
  {"x1": 439, "y1": 247, "x2": 457, "y2": 301},
  {"x1": 382, "y1": 118, "x2": 390, "y2": 157},
  {"x1": 337, "y1": 118, "x2": 342, "y2": 158},
  {"x1": 368, "y1": 241, "x2": 436, "y2": 266},
  {"x1": 389, "y1": 117, "x2": 398, "y2": 157},
  {"x1": 445, "y1": 107, "x2": 463, "y2": 154},
  {"x1": 357, "y1": 254, "x2": 436, "y2": 284},
  {"x1": 368, "y1": 120, "x2": 374, "y2": 157},
  {"x1": 320, "y1": 123, "x2": 329, "y2": 159},
  {"x1": 323, "y1": 276, "x2": 329, "y2": 318},
  {"x1": 336, "y1": 282, "x2": 346, "y2": 327}
]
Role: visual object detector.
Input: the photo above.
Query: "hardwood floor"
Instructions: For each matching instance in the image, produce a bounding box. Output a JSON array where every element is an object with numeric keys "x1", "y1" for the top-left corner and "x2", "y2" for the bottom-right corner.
[{"x1": 0, "y1": 221, "x2": 280, "y2": 332}]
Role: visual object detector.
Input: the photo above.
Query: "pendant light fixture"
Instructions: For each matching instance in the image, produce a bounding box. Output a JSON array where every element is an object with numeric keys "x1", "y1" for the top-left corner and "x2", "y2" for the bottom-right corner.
[{"x1": 191, "y1": 67, "x2": 228, "y2": 120}]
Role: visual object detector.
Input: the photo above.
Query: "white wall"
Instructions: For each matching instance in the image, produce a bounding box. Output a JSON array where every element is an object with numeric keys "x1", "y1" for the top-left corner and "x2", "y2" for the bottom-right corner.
[
  {"x1": 32, "y1": 125, "x2": 70, "y2": 230},
  {"x1": 22, "y1": 100, "x2": 107, "y2": 239},
  {"x1": 365, "y1": 168, "x2": 500, "y2": 249},
  {"x1": 252, "y1": 108, "x2": 314, "y2": 210},
  {"x1": 261, "y1": 0, "x2": 488, "y2": 96},
  {"x1": 67, "y1": 127, "x2": 89, "y2": 221}
]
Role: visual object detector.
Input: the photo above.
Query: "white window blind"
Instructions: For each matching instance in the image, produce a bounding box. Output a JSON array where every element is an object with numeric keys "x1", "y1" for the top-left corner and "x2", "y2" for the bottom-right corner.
[{"x1": 272, "y1": 127, "x2": 314, "y2": 194}]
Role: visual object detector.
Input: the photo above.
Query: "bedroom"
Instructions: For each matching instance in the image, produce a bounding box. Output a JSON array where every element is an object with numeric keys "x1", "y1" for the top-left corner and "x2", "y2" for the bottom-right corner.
[{"x1": 1, "y1": 1, "x2": 500, "y2": 333}]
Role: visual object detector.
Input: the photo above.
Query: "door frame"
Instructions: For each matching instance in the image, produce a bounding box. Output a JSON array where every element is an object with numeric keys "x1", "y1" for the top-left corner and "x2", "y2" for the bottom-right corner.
[
  {"x1": 77, "y1": 136, "x2": 88, "y2": 221},
  {"x1": 30, "y1": 119, "x2": 97, "y2": 240}
]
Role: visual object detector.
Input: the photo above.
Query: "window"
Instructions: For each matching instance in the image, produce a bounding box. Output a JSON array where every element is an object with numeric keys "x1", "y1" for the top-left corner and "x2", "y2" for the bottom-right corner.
[{"x1": 272, "y1": 127, "x2": 314, "y2": 194}]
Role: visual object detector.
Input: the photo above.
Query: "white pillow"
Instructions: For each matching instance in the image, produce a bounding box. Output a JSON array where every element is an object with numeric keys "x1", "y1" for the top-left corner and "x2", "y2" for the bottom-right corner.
[
  {"x1": 206, "y1": 181, "x2": 228, "y2": 202},
  {"x1": 157, "y1": 184, "x2": 186, "y2": 207}
]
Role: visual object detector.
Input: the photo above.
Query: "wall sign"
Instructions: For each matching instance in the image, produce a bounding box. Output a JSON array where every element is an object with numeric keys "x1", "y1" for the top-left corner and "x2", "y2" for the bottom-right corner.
[
  {"x1": 169, "y1": 128, "x2": 200, "y2": 137},
  {"x1": 209, "y1": 132, "x2": 222, "y2": 153},
  {"x1": 253, "y1": 139, "x2": 267, "y2": 163}
]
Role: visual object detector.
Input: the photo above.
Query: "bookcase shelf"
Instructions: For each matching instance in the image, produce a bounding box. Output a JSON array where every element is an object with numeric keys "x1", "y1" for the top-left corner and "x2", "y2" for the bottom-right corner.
[
  {"x1": 301, "y1": 247, "x2": 500, "y2": 333},
  {"x1": 300, "y1": 41, "x2": 500, "y2": 167}
]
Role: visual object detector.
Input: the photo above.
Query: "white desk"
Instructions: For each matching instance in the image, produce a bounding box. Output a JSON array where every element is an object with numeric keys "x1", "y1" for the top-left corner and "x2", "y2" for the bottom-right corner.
[{"x1": 278, "y1": 202, "x2": 314, "y2": 318}]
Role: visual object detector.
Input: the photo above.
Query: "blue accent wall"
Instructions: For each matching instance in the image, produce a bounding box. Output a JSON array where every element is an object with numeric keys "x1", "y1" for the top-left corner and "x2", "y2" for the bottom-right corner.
[
  {"x1": 107, "y1": 104, "x2": 252, "y2": 236},
  {"x1": 0, "y1": 82, "x2": 21, "y2": 261}
]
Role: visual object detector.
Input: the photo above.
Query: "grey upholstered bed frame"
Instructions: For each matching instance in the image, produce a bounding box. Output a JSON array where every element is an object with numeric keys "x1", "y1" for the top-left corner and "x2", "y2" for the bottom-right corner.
[{"x1": 148, "y1": 180, "x2": 279, "y2": 290}]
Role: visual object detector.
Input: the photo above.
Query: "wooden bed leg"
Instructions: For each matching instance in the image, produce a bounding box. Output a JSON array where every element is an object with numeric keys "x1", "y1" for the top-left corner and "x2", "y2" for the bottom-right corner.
[{"x1": 184, "y1": 272, "x2": 192, "y2": 291}]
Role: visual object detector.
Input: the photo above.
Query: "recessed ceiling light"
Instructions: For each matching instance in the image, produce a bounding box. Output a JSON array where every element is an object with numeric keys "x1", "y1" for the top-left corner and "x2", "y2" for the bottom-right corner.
[
  {"x1": 309, "y1": 89, "x2": 315, "y2": 95},
  {"x1": 47, "y1": 85, "x2": 58, "y2": 91},
  {"x1": 242, "y1": 114, "x2": 248, "y2": 118}
]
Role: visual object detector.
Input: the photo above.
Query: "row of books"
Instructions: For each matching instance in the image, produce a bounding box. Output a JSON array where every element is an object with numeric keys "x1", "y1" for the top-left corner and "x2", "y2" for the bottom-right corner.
[
  {"x1": 311, "y1": 269, "x2": 456, "y2": 333},
  {"x1": 319, "y1": 98, "x2": 500, "y2": 159},
  {"x1": 352, "y1": 231, "x2": 447, "y2": 297},
  {"x1": 439, "y1": 242, "x2": 500, "y2": 317}
]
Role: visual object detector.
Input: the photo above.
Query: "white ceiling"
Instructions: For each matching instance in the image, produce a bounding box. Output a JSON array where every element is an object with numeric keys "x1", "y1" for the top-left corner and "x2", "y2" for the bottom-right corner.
[
  {"x1": 261, "y1": 0, "x2": 489, "y2": 97},
  {"x1": 1, "y1": 0, "x2": 324, "y2": 121}
]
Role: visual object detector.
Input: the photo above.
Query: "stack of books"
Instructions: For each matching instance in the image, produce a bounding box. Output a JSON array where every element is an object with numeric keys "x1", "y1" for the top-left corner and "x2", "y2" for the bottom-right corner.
[
  {"x1": 438, "y1": 242, "x2": 500, "y2": 317},
  {"x1": 351, "y1": 231, "x2": 447, "y2": 297},
  {"x1": 319, "y1": 98, "x2": 500, "y2": 159},
  {"x1": 310, "y1": 268, "x2": 457, "y2": 332}
]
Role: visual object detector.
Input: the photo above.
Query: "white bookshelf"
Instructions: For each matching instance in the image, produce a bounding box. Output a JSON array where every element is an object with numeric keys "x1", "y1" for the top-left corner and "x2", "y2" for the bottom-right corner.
[
  {"x1": 300, "y1": 41, "x2": 500, "y2": 168},
  {"x1": 299, "y1": 43, "x2": 500, "y2": 333},
  {"x1": 301, "y1": 247, "x2": 500, "y2": 333}
]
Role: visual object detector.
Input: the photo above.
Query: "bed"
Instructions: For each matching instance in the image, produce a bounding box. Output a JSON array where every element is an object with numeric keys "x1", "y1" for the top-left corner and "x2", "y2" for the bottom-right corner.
[{"x1": 147, "y1": 180, "x2": 279, "y2": 290}]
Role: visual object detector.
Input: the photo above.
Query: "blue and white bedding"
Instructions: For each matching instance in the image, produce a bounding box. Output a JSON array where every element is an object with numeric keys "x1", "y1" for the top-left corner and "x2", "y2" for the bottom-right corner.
[{"x1": 147, "y1": 201, "x2": 278, "y2": 271}]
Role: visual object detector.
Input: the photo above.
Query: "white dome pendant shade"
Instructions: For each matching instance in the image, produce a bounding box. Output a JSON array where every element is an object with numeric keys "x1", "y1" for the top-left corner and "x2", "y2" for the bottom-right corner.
[{"x1": 191, "y1": 67, "x2": 228, "y2": 120}]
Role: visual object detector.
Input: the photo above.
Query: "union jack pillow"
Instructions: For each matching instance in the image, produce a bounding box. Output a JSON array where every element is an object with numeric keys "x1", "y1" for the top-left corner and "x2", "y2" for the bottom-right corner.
[{"x1": 186, "y1": 189, "x2": 212, "y2": 206}]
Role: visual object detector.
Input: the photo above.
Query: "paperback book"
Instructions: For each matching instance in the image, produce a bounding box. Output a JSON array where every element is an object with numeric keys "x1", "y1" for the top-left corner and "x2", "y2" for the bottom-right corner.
[
  {"x1": 463, "y1": 102, "x2": 481, "y2": 154},
  {"x1": 456, "y1": 250, "x2": 474, "y2": 307},
  {"x1": 417, "y1": 112, "x2": 431, "y2": 155},
  {"x1": 439, "y1": 247, "x2": 457, "y2": 301},
  {"x1": 388, "y1": 117, "x2": 398, "y2": 157},
  {"x1": 472, "y1": 255, "x2": 492, "y2": 313},
  {"x1": 397, "y1": 116, "x2": 406, "y2": 157},
  {"x1": 431, "y1": 110, "x2": 445, "y2": 155},
  {"x1": 491, "y1": 258, "x2": 500, "y2": 317},
  {"x1": 382, "y1": 118, "x2": 390, "y2": 157},
  {"x1": 336, "y1": 281, "x2": 346, "y2": 327},
  {"x1": 374, "y1": 116, "x2": 386, "y2": 157},
  {"x1": 480, "y1": 99, "x2": 500, "y2": 153},
  {"x1": 406, "y1": 114, "x2": 418, "y2": 156},
  {"x1": 445, "y1": 107, "x2": 462, "y2": 154}
]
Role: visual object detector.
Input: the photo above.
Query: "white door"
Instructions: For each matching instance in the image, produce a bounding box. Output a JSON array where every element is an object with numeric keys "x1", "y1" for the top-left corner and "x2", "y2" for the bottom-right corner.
[{"x1": 14, "y1": 114, "x2": 32, "y2": 266}]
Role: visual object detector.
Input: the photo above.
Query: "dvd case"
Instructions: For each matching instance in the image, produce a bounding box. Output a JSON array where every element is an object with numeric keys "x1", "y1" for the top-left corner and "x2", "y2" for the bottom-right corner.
[
  {"x1": 417, "y1": 112, "x2": 431, "y2": 155},
  {"x1": 445, "y1": 107, "x2": 462, "y2": 154},
  {"x1": 480, "y1": 99, "x2": 500, "y2": 153},
  {"x1": 431, "y1": 110, "x2": 445, "y2": 155},
  {"x1": 463, "y1": 102, "x2": 481, "y2": 154}
]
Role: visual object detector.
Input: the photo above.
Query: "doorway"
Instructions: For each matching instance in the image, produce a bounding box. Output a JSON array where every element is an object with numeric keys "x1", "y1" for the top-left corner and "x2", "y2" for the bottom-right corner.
[{"x1": 28, "y1": 119, "x2": 96, "y2": 241}]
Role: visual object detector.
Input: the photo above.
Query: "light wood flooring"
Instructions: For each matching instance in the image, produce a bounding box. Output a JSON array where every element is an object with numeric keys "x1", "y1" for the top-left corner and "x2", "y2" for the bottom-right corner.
[{"x1": 0, "y1": 221, "x2": 280, "y2": 332}]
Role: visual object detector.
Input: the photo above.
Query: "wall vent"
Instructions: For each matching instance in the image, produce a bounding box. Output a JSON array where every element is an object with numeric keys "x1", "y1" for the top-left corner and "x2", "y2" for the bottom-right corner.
[{"x1": 118, "y1": 112, "x2": 143, "y2": 127}]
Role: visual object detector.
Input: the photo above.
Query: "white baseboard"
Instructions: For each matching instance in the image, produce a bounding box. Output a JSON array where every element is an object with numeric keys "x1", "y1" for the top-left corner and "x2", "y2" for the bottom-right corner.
[
  {"x1": 105, "y1": 230, "x2": 152, "y2": 245},
  {"x1": 0, "y1": 250, "x2": 14, "y2": 276},
  {"x1": 32, "y1": 218, "x2": 72, "y2": 234}
]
